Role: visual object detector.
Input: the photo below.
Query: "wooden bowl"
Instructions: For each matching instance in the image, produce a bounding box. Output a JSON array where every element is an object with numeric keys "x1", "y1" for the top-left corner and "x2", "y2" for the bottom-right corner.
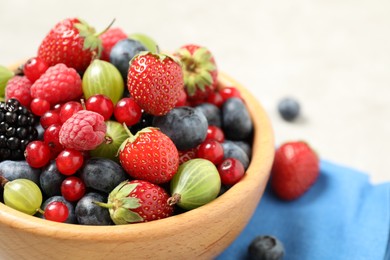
[{"x1": 0, "y1": 70, "x2": 274, "y2": 260}]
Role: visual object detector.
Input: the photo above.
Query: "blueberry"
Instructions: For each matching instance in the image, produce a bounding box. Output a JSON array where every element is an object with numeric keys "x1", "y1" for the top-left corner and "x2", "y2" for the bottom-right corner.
[
  {"x1": 79, "y1": 158, "x2": 127, "y2": 194},
  {"x1": 222, "y1": 98, "x2": 253, "y2": 141},
  {"x1": 229, "y1": 140, "x2": 252, "y2": 159},
  {"x1": 38, "y1": 196, "x2": 77, "y2": 224},
  {"x1": 153, "y1": 106, "x2": 208, "y2": 151},
  {"x1": 109, "y1": 39, "x2": 147, "y2": 81},
  {"x1": 75, "y1": 192, "x2": 112, "y2": 225},
  {"x1": 40, "y1": 160, "x2": 66, "y2": 197},
  {"x1": 248, "y1": 235, "x2": 285, "y2": 260},
  {"x1": 221, "y1": 141, "x2": 250, "y2": 169},
  {"x1": 0, "y1": 160, "x2": 41, "y2": 185},
  {"x1": 194, "y1": 103, "x2": 221, "y2": 127},
  {"x1": 278, "y1": 97, "x2": 300, "y2": 121}
]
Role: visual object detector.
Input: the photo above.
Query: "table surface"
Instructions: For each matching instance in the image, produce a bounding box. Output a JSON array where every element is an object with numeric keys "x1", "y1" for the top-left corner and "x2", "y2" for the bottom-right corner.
[{"x1": 1, "y1": 0, "x2": 389, "y2": 183}]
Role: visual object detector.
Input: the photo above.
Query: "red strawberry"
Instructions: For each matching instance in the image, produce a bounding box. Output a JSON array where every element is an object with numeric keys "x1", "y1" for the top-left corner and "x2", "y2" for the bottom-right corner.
[
  {"x1": 30, "y1": 63, "x2": 82, "y2": 105},
  {"x1": 99, "y1": 27, "x2": 127, "y2": 61},
  {"x1": 37, "y1": 18, "x2": 102, "y2": 72},
  {"x1": 96, "y1": 180, "x2": 174, "y2": 224},
  {"x1": 5, "y1": 76, "x2": 32, "y2": 108},
  {"x1": 119, "y1": 127, "x2": 179, "y2": 184},
  {"x1": 174, "y1": 44, "x2": 218, "y2": 103},
  {"x1": 271, "y1": 141, "x2": 320, "y2": 200},
  {"x1": 127, "y1": 52, "x2": 184, "y2": 116}
]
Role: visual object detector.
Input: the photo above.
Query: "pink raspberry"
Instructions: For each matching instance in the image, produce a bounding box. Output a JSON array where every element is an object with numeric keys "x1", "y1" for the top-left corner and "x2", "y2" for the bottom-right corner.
[
  {"x1": 59, "y1": 110, "x2": 106, "y2": 151},
  {"x1": 5, "y1": 76, "x2": 33, "y2": 108},
  {"x1": 30, "y1": 63, "x2": 82, "y2": 105},
  {"x1": 99, "y1": 27, "x2": 127, "y2": 61}
]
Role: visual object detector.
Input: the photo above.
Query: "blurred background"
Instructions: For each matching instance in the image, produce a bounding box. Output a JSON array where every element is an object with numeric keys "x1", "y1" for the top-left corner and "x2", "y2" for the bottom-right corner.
[{"x1": 1, "y1": 0, "x2": 389, "y2": 183}]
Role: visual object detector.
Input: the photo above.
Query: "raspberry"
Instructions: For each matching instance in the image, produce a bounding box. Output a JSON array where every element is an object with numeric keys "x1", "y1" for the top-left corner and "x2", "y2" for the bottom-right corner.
[
  {"x1": 30, "y1": 63, "x2": 82, "y2": 105},
  {"x1": 59, "y1": 110, "x2": 106, "y2": 151},
  {"x1": 5, "y1": 76, "x2": 33, "y2": 108},
  {"x1": 99, "y1": 27, "x2": 127, "y2": 61}
]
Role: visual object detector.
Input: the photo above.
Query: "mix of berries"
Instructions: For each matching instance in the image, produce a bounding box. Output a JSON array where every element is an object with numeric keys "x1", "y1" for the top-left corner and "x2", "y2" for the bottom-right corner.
[{"x1": 0, "y1": 17, "x2": 255, "y2": 225}]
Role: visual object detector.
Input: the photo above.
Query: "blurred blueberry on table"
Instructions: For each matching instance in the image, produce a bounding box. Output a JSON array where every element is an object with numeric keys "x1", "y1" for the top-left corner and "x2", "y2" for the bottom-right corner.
[
  {"x1": 278, "y1": 97, "x2": 300, "y2": 122},
  {"x1": 248, "y1": 235, "x2": 285, "y2": 260}
]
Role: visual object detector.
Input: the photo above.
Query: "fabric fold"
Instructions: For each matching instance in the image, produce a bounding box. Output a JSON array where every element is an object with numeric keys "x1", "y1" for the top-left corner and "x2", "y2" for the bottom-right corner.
[{"x1": 217, "y1": 160, "x2": 390, "y2": 260}]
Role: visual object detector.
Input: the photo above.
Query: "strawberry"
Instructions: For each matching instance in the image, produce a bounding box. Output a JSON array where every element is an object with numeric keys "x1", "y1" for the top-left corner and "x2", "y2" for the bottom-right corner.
[
  {"x1": 127, "y1": 52, "x2": 184, "y2": 116},
  {"x1": 119, "y1": 127, "x2": 179, "y2": 184},
  {"x1": 271, "y1": 141, "x2": 320, "y2": 200},
  {"x1": 37, "y1": 18, "x2": 102, "y2": 72},
  {"x1": 174, "y1": 44, "x2": 218, "y2": 103},
  {"x1": 96, "y1": 180, "x2": 174, "y2": 224},
  {"x1": 99, "y1": 27, "x2": 127, "y2": 61}
]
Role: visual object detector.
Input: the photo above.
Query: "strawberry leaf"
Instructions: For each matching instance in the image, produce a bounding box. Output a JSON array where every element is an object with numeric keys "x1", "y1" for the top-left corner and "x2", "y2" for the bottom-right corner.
[
  {"x1": 116, "y1": 183, "x2": 138, "y2": 199},
  {"x1": 112, "y1": 207, "x2": 143, "y2": 224},
  {"x1": 74, "y1": 19, "x2": 102, "y2": 58},
  {"x1": 120, "y1": 197, "x2": 141, "y2": 209}
]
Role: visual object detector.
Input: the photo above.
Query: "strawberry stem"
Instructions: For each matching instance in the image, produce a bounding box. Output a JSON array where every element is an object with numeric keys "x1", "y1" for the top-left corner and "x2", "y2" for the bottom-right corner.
[
  {"x1": 93, "y1": 201, "x2": 113, "y2": 209},
  {"x1": 95, "y1": 18, "x2": 116, "y2": 38}
]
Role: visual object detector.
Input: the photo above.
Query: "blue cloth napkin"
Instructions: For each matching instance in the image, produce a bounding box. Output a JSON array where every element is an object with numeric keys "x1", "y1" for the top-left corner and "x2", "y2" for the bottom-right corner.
[{"x1": 217, "y1": 160, "x2": 390, "y2": 260}]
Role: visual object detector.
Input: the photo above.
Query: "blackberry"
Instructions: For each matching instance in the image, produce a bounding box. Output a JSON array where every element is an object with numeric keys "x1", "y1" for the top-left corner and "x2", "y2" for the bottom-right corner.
[{"x1": 0, "y1": 99, "x2": 38, "y2": 161}]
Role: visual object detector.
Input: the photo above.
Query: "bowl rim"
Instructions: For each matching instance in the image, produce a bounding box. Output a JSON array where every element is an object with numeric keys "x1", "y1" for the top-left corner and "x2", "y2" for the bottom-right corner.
[{"x1": 0, "y1": 69, "x2": 274, "y2": 241}]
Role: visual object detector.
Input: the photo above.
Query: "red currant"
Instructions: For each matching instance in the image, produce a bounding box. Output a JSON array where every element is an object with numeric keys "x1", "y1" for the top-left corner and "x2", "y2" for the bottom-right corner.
[
  {"x1": 55, "y1": 149, "x2": 84, "y2": 175},
  {"x1": 114, "y1": 97, "x2": 142, "y2": 126},
  {"x1": 207, "y1": 91, "x2": 224, "y2": 107},
  {"x1": 40, "y1": 110, "x2": 61, "y2": 129},
  {"x1": 23, "y1": 57, "x2": 48, "y2": 83},
  {"x1": 59, "y1": 101, "x2": 83, "y2": 124},
  {"x1": 197, "y1": 139, "x2": 224, "y2": 165},
  {"x1": 206, "y1": 126, "x2": 225, "y2": 143},
  {"x1": 52, "y1": 103, "x2": 62, "y2": 113},
  {"x1": 43, "y1": 124, "x2": 64, "y2": 158},
  {"x1": 30, "y1": 98, "x2": 50, "y2": 116},
  {"x1": 24, "y1": 140, "x2": 51, "y2": 168},
  {"x1": 44, "y1": 201, "x2": 69, "y2": 223},
  {"x1": 217, "y1": 158, "x2": 245, "y2": 186},
  {"x1": 219, "y1": 87, "x2": 241, "y2": 102},
  {"x1": 175, "y1": 89, "x2": 187, "y2": 107},
  {"x1": 61, "y1": 176, "x2": 86, "y2": 202},
  {"x1": 85, "y1": 94, "x2": 114, "y2": 121}
]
